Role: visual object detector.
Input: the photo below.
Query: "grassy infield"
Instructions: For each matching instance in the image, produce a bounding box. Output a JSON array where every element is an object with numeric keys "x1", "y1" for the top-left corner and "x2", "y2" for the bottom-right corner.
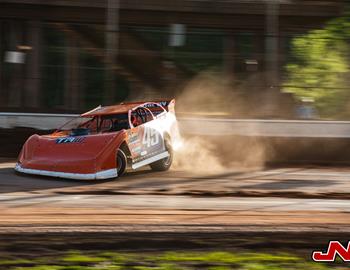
[{"x1": 0, "y1": 251, "x2": 345, "y2": 270}]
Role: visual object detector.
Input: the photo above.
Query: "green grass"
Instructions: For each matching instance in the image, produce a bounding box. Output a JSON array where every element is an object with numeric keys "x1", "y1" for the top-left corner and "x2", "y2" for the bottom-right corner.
[
  {"x1": 1, "y1": 251, "x2": 346, "y2": 270},
  {"x1": 0, "y1": 259, "x2": 33, "y2": 266},
  {"x1": 62, "y1": 252, "x2": 106, "y2": 263}
]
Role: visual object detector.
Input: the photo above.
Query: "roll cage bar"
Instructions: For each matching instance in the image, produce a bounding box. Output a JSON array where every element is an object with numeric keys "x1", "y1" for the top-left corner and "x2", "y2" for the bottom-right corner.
[{"x1": 128, "y1": 102, "x2": 167, "y2": 128}]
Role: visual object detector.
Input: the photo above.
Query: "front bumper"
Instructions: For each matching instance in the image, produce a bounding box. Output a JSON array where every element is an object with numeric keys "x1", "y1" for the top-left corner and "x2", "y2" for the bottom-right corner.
[{"x1": 14, "y1": 163, "x2": 117, "y2": 180}]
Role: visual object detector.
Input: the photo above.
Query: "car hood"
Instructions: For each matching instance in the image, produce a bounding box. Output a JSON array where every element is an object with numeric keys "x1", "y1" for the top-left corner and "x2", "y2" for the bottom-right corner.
[{"x1": 18, "y1": 132, "x2": 124, "y2": 174}]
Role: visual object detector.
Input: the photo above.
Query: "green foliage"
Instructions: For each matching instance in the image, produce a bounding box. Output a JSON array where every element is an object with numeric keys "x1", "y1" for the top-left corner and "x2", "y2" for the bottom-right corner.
[
  {"x1": 283, "y1": 10, "x2": 350, "y2": 118},
  {"x1": 0, "y1": 258, "x2": 33, "y2": 265},
  {"x1": 14, "y1": 266, "x2": 61, "y2": 270},
  {"x1": 3, "y1": 250, "x2": 344, "y2": 270},
  {"x1": 61, "y1": 252, "x2": 106, "y2": 263},
  {"x1": 155, "y1": 251, "x2": 301, "y2": 263}
]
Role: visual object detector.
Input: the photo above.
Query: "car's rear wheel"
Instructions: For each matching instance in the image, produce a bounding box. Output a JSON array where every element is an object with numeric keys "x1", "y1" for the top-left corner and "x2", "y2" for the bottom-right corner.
[
  {"x1": 116, "y1": 149, "x2": 127, "y2": 176},
  {"x1": 150, "y1": 139, "x2": 173, "y2": 171}
]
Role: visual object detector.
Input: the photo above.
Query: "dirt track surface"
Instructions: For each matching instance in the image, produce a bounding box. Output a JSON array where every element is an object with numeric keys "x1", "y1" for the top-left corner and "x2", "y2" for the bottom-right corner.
[
  {"x1": 1, "y1": 161, "x2": 350, "y2": 233},
  {"x1": 1, "y1": 194, "x2": 350, "y2": 233},
  {"x1": 2, "y1": 161, "x2": 350, "y2": 199}
]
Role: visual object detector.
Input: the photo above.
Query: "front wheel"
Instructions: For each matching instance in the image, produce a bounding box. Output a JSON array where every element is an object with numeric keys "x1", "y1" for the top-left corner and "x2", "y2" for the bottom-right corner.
[
  {"x1": 116, "y1": 149, "x2": 127, "y2": 177},
  {"x1": 150, "y1": 140, "x2": 173, "y2": 171}
]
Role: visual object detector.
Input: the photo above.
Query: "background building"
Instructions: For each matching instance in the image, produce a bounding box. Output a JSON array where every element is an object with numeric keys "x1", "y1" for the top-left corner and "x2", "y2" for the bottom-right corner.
[{"x1": 0, "y1": 0, "x2": 344, "y2": 114}]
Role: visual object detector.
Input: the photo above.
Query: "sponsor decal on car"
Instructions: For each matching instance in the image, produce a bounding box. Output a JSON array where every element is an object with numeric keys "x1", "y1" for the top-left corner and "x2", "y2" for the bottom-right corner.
[
  {"x1": 127, "y1": 132, "x2": 139, "y2": 144},
  {"x1": 142, "y1": 127, "x2": 160, "y2": 148},
  {"x1": 143, "y1": 101, "x2": 168, "y2": 108},
  {"x1": 56, "y1": 137, "x2": 85, "y2": 144}
]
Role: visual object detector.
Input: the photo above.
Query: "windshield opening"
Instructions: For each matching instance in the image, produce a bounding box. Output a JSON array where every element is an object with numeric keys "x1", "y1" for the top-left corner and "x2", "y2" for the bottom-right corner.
[
  {"x1": 54, "y1": 113, "x2": 130, "y2": 136},
  {"x1": 57, "y1": 116, "x2": 97, "y2": 134}
]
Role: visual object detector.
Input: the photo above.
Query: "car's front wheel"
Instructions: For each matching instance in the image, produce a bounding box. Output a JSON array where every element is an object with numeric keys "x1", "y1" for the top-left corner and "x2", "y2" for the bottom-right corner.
[
  {"x1": 150, "y1": 140, "x2": 173, "y2": 171},
  {"x1": 116, "y1": 149, "x2": 127, "y2": 176}
]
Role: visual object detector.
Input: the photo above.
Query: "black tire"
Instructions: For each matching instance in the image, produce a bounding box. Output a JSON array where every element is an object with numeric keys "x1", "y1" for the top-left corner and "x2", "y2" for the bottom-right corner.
[
  {"x1": 150, "y1": 139, "x2": 173, "y2": 171},
  {"x1": 116, "y1": 149, "x2": 127, "y2": 177}
]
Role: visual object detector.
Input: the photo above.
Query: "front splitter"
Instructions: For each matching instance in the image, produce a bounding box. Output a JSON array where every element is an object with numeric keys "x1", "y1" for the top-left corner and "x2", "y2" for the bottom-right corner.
[{"x1": 14, "y1": 163, "x2": 117, "y2": 180}]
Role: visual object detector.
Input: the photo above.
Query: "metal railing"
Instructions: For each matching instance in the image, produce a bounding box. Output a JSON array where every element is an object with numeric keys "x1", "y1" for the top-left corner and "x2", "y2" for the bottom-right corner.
[{"x1": 1, "y1": 112, "x2": 350, "y2": 138}]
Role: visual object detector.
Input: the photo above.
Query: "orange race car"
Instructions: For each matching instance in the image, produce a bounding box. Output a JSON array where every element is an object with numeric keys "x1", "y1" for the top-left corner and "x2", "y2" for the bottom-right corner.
[{"x1": 15, "y1": 100, "x2": 180, "y2": 180}]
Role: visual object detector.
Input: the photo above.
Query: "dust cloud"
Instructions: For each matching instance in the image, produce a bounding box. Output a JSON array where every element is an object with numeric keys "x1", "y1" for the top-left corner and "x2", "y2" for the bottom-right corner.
[
  {"x1": 172, "y1": 134, "x2": 268, "y2": 174},
  {"x1": 172, "y1": 72, "x2": 270, "y2": 174},
  {"x1": 176, "y1": 72, "x2": 247, "y2": 116},
  {"x1": 172, "y1": 136, "x2": 226, "y2": 173},
  {"x1": 125, "y1": 71, "x2": 274, "y2": 174}
]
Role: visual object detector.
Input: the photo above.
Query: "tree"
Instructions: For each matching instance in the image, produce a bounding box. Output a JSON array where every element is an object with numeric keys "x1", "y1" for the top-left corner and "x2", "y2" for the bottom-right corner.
[{"x1": 283, "y1": 10, "x2": 350, "y2": 118}]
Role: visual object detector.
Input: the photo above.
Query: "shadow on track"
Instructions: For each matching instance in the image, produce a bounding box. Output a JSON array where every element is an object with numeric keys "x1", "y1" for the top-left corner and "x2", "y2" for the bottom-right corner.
[
  {"x1": 0, "y1": 164, "x2": 248, "y2": 195},
  {"x1": 0, "y1": 163, "x2": 326, "y2": 196},
  {"x1": 0, "y1": 164, "x2": 163, "y2": 194},
  {"x1": 0, "y1": 167, "x2": 94, "y2": 193}
]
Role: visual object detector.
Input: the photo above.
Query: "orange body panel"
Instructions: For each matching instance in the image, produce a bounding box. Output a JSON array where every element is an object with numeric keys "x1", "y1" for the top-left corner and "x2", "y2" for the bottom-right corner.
[{"x1": 18, "y1": 131, "x2": 126, "y2": 174}]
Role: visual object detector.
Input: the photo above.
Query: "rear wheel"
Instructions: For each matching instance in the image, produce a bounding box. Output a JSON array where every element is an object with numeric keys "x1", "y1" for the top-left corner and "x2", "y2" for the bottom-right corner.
[
  {"x1": 150, "y1": 139, "x2": 173, "y2": 171},
  {"x1": 116, "y1": 149, "x2": 127, "y2": 176}
]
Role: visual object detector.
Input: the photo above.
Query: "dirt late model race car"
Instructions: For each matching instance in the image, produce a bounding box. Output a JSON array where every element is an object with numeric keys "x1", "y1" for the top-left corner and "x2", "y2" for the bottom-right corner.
[{"x1": 15, "y1": 100, "x2": 180, "y2": 180}]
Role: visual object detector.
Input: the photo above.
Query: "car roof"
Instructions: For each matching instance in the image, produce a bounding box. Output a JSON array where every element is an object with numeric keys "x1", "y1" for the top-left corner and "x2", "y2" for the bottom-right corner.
[
  {"x1": 81, "y1": 100, "x2": 166, "y2": 117},
  {"x1": 81, "y1": 104, "x2": 134, "y2": 117}
]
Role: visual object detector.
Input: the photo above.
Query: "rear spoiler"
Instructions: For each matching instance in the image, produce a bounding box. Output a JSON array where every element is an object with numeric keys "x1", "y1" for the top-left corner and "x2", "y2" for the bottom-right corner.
[{"x1": 123, "y1": 99, "x2": 176, "y2": 114}]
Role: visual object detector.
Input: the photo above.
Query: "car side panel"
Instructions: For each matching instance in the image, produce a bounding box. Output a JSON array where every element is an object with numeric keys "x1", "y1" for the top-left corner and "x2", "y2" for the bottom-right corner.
[
  {"x1": 18, "y1": 131, "x2": 126, "y2": 175},
  {"x1": 125, "y1": 122, "x2": 166, "y2": 167}
]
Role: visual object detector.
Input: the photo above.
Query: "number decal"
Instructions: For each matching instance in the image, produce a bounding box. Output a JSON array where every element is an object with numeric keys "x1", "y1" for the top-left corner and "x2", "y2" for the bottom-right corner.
[{"x1": 142, "y1": 128, "x2": 159, "y2": 147}]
